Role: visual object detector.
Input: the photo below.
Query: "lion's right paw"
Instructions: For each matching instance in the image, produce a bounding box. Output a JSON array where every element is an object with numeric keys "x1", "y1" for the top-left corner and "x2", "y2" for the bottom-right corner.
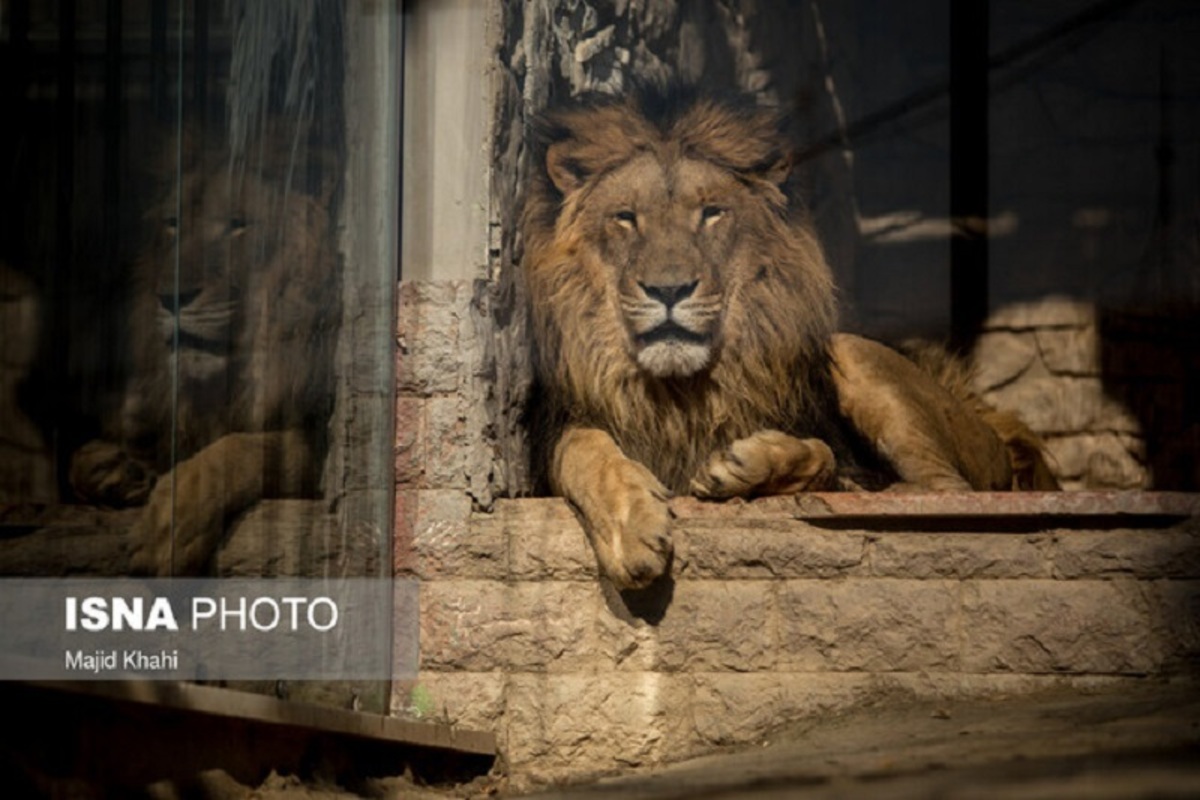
[
  {"x1": 691, "y1": 430, "x2": 836, "y2": 499},
  {"x1": 592, "y1": 462, "x2": 673, "y2": 590}
]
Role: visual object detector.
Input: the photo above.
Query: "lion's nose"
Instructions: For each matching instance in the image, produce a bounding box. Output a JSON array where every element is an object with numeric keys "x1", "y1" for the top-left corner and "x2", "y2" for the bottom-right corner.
[
  {"x1": 158, "y1": 288, "x2": 202, "y2": 311},
  {"x1": 640, "y1": 280, "x2": 698, "y2": 309}
]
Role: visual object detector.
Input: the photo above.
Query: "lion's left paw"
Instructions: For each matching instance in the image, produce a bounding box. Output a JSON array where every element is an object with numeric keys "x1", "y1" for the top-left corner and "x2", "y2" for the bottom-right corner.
[{"x1": 691, "y1": 430, "x2": 836, "y2": 499}]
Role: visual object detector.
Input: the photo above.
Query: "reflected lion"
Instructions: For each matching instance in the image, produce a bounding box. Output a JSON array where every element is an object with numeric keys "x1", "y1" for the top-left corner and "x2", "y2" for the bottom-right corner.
[{"x1": 70, "y1": 153, "x2": 338, "y2": 575}]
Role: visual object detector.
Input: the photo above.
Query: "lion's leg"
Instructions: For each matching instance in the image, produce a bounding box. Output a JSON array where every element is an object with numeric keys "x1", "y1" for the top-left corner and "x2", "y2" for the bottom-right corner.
[
  {"x1": 830, "y1": 334, "x2": 1011, "y2": 491},
  {"x1": 129, "y1": 429, "x2": 311, "y2": 575},
  {"x1": 552, "y1": 426, "x2": 672, "y2": 590},
  {"x1": 691, "y1": 430, "x2": 836, "y2": 499}
]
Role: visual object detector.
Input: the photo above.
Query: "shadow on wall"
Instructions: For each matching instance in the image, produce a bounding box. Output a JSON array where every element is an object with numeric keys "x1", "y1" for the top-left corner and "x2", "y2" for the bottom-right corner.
[{"x1": 1101, "y1": 303, "x2": 1200, "y2": 491}]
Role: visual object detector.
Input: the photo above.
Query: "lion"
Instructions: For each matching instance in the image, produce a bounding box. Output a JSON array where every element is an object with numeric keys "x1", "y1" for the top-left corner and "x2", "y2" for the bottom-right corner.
[
  {"x1": 69, "y1": 148, "x2": 338, "y2": 575},
  {"x1": 523, "y1": 88, "x2": 1056, "y2": 590}
]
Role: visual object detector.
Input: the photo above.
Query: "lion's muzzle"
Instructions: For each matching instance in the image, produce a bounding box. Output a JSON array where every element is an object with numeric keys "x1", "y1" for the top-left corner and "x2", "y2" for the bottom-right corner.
[
  {"x1": 156, "y1": 290, "x2": 235, "y2": 382},
  {"x1": 623, "y1": 279, "x2": 719, "y2": 379}
]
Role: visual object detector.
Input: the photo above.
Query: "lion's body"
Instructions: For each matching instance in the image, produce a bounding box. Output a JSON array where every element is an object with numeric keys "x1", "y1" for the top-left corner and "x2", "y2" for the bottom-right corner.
[
  {"x1": 523, "y1": 89, "x2": 1054, "y2": 589},
  {"x1": 70, "y1": 161, "x2": 337, "y2": 574}
]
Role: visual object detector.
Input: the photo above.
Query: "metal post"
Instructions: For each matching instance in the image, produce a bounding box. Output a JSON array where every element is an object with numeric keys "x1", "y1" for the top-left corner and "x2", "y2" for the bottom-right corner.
[{"x1": 949, "y1": 2, "x2": 990, "y2": 353}]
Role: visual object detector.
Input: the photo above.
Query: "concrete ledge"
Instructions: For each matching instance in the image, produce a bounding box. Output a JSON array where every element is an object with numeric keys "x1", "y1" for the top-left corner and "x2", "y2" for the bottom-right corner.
[{"x1": 398, "y1": 493, "x2": 1200, "y2": 785}]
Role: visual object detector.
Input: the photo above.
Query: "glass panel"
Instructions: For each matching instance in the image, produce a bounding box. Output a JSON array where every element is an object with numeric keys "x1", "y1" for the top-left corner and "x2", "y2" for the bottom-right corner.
[
  {"x1": 766, "y1": 1, "x2": 1199, "y2": 490},
  {"x1": 0, "y1": 1, "x2": 399, "y2": 708}
]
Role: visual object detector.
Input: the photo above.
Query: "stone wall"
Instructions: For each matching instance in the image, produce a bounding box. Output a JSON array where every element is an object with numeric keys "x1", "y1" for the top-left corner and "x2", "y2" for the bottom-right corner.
[
  {"x1": 393, "y1": 281, "x2": 500, "y2": 577},
  {"x1": 395, "y1": 494, "x2": 1200, "y2": 786},
  {"x1": 973, "y1": 297, "x2": 1148, "y2": 491}
]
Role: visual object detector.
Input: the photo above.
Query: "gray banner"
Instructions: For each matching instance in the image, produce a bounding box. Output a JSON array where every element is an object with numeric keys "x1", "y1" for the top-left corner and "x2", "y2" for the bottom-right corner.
[{"x1": 0, "y1": 579, "x2": 417, "y2": 680}]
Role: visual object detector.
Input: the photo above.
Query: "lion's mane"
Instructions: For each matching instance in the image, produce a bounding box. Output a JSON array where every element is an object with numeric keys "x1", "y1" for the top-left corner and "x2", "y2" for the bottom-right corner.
[{"x1": 523, "y1": 89, "x2": 848, "y2": 494}]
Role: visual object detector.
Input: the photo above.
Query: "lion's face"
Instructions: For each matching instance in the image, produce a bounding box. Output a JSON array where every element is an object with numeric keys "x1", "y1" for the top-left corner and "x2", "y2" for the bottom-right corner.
[
  {"x1": 529, "y1": 94, "x2": 833, "y2": 387},
  {"x1": 582, "y1": 153, "x2": 757, "y2": 378},
  {"x1": 141, "y1": 169, "x2": 290, "y2": 386},
  {"x1": 125, "y1": 161, "x2": 337, "y2": 457}
]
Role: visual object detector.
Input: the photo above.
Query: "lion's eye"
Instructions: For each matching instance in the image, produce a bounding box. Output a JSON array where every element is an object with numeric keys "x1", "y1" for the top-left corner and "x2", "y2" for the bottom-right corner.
[
  {"x1": 614, "y1": 210, "x2": 637, "y2": 229},
  {"x1": 701, "y1": 206, "x2": 726, "y2": 227},
  {"x1": 163, "y1": 216, "x2": 178, "y2": 235},
  {"x1": 229, "y1": 216, "x2": 249, "y2": 235}
]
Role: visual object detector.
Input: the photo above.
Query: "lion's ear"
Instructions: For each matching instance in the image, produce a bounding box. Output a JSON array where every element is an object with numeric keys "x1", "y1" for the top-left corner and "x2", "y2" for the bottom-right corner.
[{"x1": 545, "y1": 142, "x2": 587, "y2": 195}]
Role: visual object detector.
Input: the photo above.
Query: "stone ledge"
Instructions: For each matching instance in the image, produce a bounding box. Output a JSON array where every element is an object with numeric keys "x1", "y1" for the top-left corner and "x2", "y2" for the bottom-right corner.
[
  {"x1": 406, "y1": 494, "x2": 1200, "y2": 582},
  {"x1": 417, "y1": 577, "x2": 1199, "y2": 675},
  {"x1": 401, "y1": 493, "x2": 1200, "y2": 783},
  {"x1": 485, "y1": 491, "x2": 1200, "y2": 522},
  {"x1": 782, "y1": 491, "x2": 1200, "y2": 520}
]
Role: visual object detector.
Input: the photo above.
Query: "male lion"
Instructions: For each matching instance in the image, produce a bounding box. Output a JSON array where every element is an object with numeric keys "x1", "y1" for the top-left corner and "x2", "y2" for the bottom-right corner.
[
  {"x1": 523, "y1": 89, "x2": 1054, "y2": 590},
  {"x1": 69, "y1": 150, "x2": 338, "y2": 575}
]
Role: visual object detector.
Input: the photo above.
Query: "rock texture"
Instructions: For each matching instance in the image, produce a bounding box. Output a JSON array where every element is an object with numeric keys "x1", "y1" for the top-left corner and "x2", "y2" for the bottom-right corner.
[
  {"x1": 973, "y1": 297, "x2": 1150, "y2": 490},
  {"x1": 395, "y1": 281, "x2": 497, "y2": 514}
]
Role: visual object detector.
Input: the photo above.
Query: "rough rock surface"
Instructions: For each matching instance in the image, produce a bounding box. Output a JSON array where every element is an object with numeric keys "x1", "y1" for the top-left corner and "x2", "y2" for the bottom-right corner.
[{"x1": 973, "y1": 296, "x2": 1150, "y2": 490}]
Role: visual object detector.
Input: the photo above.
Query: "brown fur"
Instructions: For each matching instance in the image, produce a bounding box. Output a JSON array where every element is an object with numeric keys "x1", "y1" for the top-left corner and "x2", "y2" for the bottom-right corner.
[
  {"x1": 69, "y1": 154, "x2": 337, "y2": 574},
  {"x1": 524, "y1": 89, "x2": 1052, "y2": 589},
  {"x1": 899, "y1": 340, "x2": 1060, "y2": 490}
]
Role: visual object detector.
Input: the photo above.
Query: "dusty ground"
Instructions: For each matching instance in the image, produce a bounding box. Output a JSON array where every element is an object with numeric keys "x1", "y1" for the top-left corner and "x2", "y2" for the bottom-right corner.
[{"x1": 18, "y1": 679, "x2": 1198, "y2": 798}]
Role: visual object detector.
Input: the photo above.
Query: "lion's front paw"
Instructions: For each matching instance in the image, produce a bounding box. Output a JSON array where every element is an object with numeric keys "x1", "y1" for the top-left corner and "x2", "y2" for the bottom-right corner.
[
  {"x1": 691, "y1": 430, "x2": 836, "y2": 499},
  {"x1": 127, "y1": 463, "x2": 225, "y2": 576},
  {"x1": 69, "y1": 440, "x2": 155, "y2": 507},
  {"x1": 592, "y1": 461, "x2": 673, "y2": 590}
]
